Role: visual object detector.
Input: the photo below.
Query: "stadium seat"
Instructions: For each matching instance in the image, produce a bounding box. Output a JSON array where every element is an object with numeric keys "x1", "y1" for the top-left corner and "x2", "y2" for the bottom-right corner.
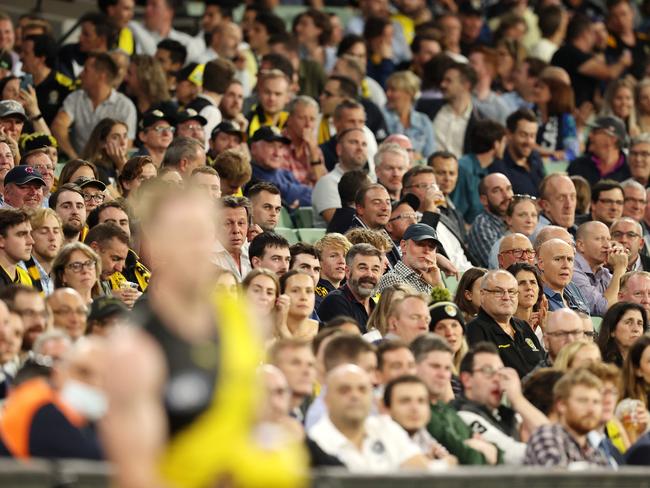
[
  {"x1": 275, "y1": 227, "x2": 299, "y2": 245},
  {"x1": 545, "y1": 160, "x2": 569, "y2": 174},
  {"x1": 591, "y1": 316, "x2": 602, "y2": 334},
  {"x1": 278, "y1": 207, "x2": 294, "y2": 228},
  {"x1": 298, "y1": 228, "x2": 326, "y2": 244},
  {"x1": 443, "y1": 274, "x2": 459, "y2": 296},
  {"x1": 296, "y1": 207, "x2": 314, "y2": 228}
]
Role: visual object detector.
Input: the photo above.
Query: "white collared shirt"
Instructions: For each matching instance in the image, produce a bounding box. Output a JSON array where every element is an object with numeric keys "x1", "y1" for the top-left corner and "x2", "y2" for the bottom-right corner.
[
  {"x1": 211, "y1": 241, "x2": 251, "y2": 282},
  {"x1": 432, "y1": 102, "x2": 472, "y2": 158},
  {"x1": 308, "y1": 414, "x2": 421, "y2": 472}
]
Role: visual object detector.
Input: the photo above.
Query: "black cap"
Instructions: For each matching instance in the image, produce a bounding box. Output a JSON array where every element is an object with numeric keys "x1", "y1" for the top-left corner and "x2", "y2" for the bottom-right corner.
[
  {"x1": 429, "y1": 301, "x2": 465, "y2": 332},
  {"x1": 4, "y1": 165, "x2": 45, "y2": 187},
  {"x1": 74, "y1": 176, "x2": 106, "y2": 191},
  {"x1": 20, "y1": 133, "x2": 57, "y2": 155},
  {"x1": 589, "y1": 116, "x2": 628, "y2": 146},
  {"x1": 392, "y1": 193, "x2": 420, "y2": 212},
  {"x1": 403, "y1": 223, "x2": 442, "y2": 248},
  {"x1": 211, "y1": 120, "x2": 245, "y2": 140},
  {"x1": 458, "y1": 1, "x2": 484, "y2": 16},
  {"x1": 249, "y1": 126, "x2": 290, "y2": 145},
  {"x1": 88, "y1": 296, "x2": 129, "y2": 322},
  {"x1": 174, "y1": 62, "x2": 203, "y2": 85},
  {"x1": 174, "y1": 108, "x2": 207, "y2": 126},
  {"x1": 139, "y1": 109, "x2": 173, "y2": 130}
]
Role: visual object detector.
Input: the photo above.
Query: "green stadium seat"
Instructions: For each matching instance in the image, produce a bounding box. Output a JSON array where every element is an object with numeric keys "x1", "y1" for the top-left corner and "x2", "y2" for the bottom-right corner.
[
  {"x1": 298, "y1": 228, "x2": 326, "y2": 244},
  {"x1": 275, "y1": 227, "x2": 300, "y2": 245},
  {"x1": 278, "y1": 207, "x2": 294, "y2": 228},
  {"x1": 296, "y1": 207, "x2": 314, "y2": 228},
  {"x1": 444, "y1": 274, "x2": 460, "y2": 296},
  {"x1": 545, "y1": 160, "x2": 569, "y2": 174},
  {"x1": 591, "y1": 316, "x2": 602, "y2": 335}
]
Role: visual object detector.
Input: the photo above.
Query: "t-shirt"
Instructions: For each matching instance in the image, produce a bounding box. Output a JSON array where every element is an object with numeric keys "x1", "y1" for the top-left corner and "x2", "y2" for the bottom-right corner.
[{"x1": 551, "y1": 44, "x2": 595, "y2": 107}]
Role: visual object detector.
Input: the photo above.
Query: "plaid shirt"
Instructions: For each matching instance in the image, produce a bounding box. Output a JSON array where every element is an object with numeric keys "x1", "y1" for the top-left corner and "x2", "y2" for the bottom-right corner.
[
  {"x1": 524, "y1": 424, "x2": 610, "y2": 467},
  {"x1": 467, "y1": 211, "x2": 507, "y2": 267},
  {"x1": 377, "y1": 261, "x2": 433, "y2": 295}
]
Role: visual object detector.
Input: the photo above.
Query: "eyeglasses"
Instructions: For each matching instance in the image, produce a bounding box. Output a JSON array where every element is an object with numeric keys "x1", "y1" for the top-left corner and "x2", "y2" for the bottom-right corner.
[
  {"x1": 472, "y1": 366, "x2": 503, "y2": 378},
  {"x1": 583, "y1": 331, "x2": 598, "y2": 340},
  {"x1": 33, "y1": 164, "x2": 54, "y2": 173},
  {"x1": 611, "y1": 231, "x2": 641, "y2": 239},
  {"x1": 83, "y1": 193, "x2": 105, "y2": 203},
  {"x1": 52, "y1": 307, "x2": 88, "y2": 317},
  {"x1": 65, "y1": 259, "x2": 96, "y2": 273},
  {"x1": 598, "y1": 198, "x2": 624, "y2": 206},
  {"x1": 150, "y1": 126, "x2": 175, "y2": 134},
  {"x1": 182, "y1": 124, "x2": 203, "y2": 131},
  {"x1": 501, "y1": 248, "x2": 536, "y2": 258},
  {"x1": 389, "y1": 212, "x2": 421, "y2": 223},
  {"x1": 483, "y1": 288, "x2": 519, "y2": 297},
  {"x1": 545, "y1": 329, "x2": 584, "y2": 339},
  {"x1": 630, "y1": 150, "x2": 650, "y2": 158}
]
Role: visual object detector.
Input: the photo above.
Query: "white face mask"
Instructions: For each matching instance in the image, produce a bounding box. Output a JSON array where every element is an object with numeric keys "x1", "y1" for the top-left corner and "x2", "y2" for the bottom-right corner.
[{"x1": 59, "y1": 379, "x2": 108, "y2": 421}]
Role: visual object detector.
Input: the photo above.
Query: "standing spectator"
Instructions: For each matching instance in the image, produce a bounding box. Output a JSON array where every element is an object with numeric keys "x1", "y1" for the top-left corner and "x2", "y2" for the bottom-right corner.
[
  {"x1": 489, "y1": 109, "x2": 544, "y2": 197},
  {"x1": 529, "y1": 5, "x2": 568, "y2": 62},
  {"x1": 52, "y1": 52, "x2": 137, "y2": 159},
  {"x1": 467, "y1": 173, "x2": 513, "y2": 267}
]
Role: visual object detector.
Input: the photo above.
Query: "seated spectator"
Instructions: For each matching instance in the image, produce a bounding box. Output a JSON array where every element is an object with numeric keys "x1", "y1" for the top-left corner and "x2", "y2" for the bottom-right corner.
[
  {"x1": 627, "y1": 135, "x2": 650, "y2": 188},
  {"x1": 0, "y1": 337, "x2": 105, "y2": 460},
  {"x1": 468, "y1": 47, "x2": 510, "y2": 125},
  {"x1": 539, "y1": 308, "x2": 587, "y2": 370},
  {"x1": 610, "y1": 217, "x2": 649, "y2": 272},
  {"x1": 85, "y1": 296, "x2": 129, "y2": 337},
  {"x1": 576, "y1": 179, "x2": 624, "y2": 227},
  {"x1": 308, "y1": 364, "x2": 429, "y2": 472},
  {"x1": 247, "y1": 69, "x2": 290, "y2": 138},
  {"x1": 3, "y1": 166, "x2": 46, "y2": 210},
  {"x1": 489, "y1": 109, "x2": 545, "y2": 197},
  {"x1": 243, "y1": 269, "x2": 281, "y2": 336},
  {"x1": 51, "y1": 243, "x2": 102, "y2": 304},
  {"x1": 375, "y1": 142, "x2": 410, "y2": 202},
  {"x1": 618, "y1": 271, "x2": 650, "y2": 319},
  {"x1": 429, "y1": 301, "x2": 467, "y2": 384},
  {"x1": 529, "y1": 5, "x2": 566, "y2": 62},
  {"x1": 366, "y1": 283, "x2": 412, "y2": 340},
  {"x1": 384, "y1": 292, "x2": 430, "y2": 344},
  {"x1": 429, "y1": 151, "x2": 467, "y2": 245},
  {"x1": 376, "y1": 339, "x2": 417, "y2": 385},
  {"x1": 326, "y1": 170, "x2": 372, "y2": 235},
  {"x1": 161, "y1": 137, "x2": 207, "y2": 180},
  {"x1": 553, "y1": 341, "x2": 602, "y2": 371},
  {"x1": 21, "y1": 208, "x2": 62, "y2": 296},
  {"x1": 289, "y1": 243, "x2": 321, "y2": 288},
  {"x1": 208, "y1": 121, "x2": 246, "y2": 163},
  {"x1": 455, "y1": 342, "x2": 549, "y2": 465},
  {"x1": 494, "y1": 233, "x2": 536, "y2": 271},
  {"x1": 0, "y1": 284, "x2": 48, "y2": 352},
  {"x1": 411, "y1": 333, "x2": 498, "y2": 465},
  {"x1": 249, "y1": 232, "x2": 291, "y2": 277},
  {"x1": 212, "y1": 149, "x2": 252, "y2": 197},
  {"x1": 314, "y1": 233, "x2": 351, "y2": 303},
  {"x1": 524, "y1": 368, "x2": 609, "y2": 467},
  {"x1": 598, "y1": 302, "x2": 647, "y2": 367},
  {"x1": 467, "y1": 173, "x2": 513, "y2": 267},
  {"x1": 568, "y1": 116, "x2": 631, "y2": 186},
  {"x1": 385, "y1": 194, "x2": 420, "y2": 248},
  {"x1": 347, "y1": 183, "x2": 392, "y2": 236},
  {"x1": 47, "y1": 288, "x2": 88, "y2": 340},
  {"x1": 277, "y1": 270, "x2": 319, "y2": 341},
  {"x1": 533, "y1": 174, "x2": 578, "y2": 241},
  {"x1": 213, "y1": 196, "x2": 251, "y2": 281},
  {"x1": 21, "y1": 149, "x2": 55, "y2": 203},
  {"x1": 0, "y1": 209, "x2": 35, "y2": 288},
  {"x1": 378, "y1": 223, "x2": 444, "y2": 295},
  {"x1": 622, "y1": 335, "x2": 650, "y2": 412},
  {"x1": 249, "y1": 127, "x2": 312, "y2": 207},
  {"x1": 384, "y1": 375, "x2": 457, "y2": 467},
  {"x1": 489, "y1": 194, "x2": 539, "y2": 269},
  {"x1": 81, "y1": 118, "x2": 129, "y2": 181},
  {"x1": 318, "y1": 243, "x2": 383, "y2": 333},
  {"x1": 190, "y1": 166, "x2": 221, "y2": 202},
  {"x1": 508, "y1": 263, "x2": 544, "y2": 341},
  {"x1": 453, "y1": 267, "x2": 487, "y2": 323},
  {"x1": 572, "y1": 221, "x2": 627, "y2": 316},
  {"x1": 466, "y1": 270, "x2": 544, "y2": 378},
  {"x1": 621, "y1": 179, "x2": 646, "y2": 224},
  {"x1": 117, "y1": 157, "x2": 158, "y2": 202},
  {"x1": 136, "y1": 110, "x2": 174, "y2": 168}
]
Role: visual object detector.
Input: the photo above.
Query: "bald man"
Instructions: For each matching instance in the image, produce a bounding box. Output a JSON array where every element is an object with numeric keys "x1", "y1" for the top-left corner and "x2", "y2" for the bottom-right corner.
[
  {"x1": 610, "y1": 217, "x2": 650, "y2": 272},
  {"x1": 537, "y1": 238, "x2": 588, "y2": 314},
  {"x1": 47, "y1": 288, "x2": 89, "y2": 341},
  {"x1": 308, "y1": 364, "x2": 430, "y2": 472},
  {"x1": 495, "y1": 232, "x2": 535, "y2": 270},
  {"x1": 542, "y1": 309, "x2": 587, "y2": 365},
  {"x1": 384, "y1": 134, "x2": 416, "y2": 164},
  {"x1": 573, "y1": 221, "x2": 628, "y2": 316},
  {"x1": 468, "y1": 173, "x2": 513, "y2": 267}
]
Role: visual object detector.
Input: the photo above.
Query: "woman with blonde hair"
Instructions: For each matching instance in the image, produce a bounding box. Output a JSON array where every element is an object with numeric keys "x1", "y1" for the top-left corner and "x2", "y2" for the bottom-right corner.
[
  {"x1": 51, "y1": 242, "x2": 103, "y2": 303},
  {"x1": 366, "y1": 283, "x2": 413, "y2": 337},
  {"x1": 124, "y1": 54, "x2": 172, "y2": 115},
  {"x1": 553, "y1": 340, "x2": 602, "y2": 372},
  {"x1": 635, "y1": 78, "x2": 650, "y2": 134},
  {"x1": 601, "y1": 78, "x2": 639, "y2": 137}
]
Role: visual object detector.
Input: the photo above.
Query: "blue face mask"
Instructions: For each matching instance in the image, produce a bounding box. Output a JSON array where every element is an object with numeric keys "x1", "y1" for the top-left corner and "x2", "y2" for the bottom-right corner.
[{"x1": 60, "y1": 379, "x2": 108, "y2": 421}]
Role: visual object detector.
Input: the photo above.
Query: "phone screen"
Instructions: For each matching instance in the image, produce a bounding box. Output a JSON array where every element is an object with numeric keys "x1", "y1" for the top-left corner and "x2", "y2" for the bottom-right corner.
[{"x1": 20, "y1": 74, "x2": 33, "y2": 91}]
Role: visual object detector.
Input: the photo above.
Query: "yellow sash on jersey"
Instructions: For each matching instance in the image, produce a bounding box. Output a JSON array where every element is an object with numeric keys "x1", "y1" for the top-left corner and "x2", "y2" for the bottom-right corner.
[
  {"x1": 160, "y1": 292, "x2": 307, "y2": 488},
  {"x1": 318, "y1": 117, "x2": 331, "y2": 145},
  {"x1": 118, "y1": 27, "x2": 135, "y2": 56},
  {"x1": 248, "y1": 110, "x2": 289, "y2": 138}
]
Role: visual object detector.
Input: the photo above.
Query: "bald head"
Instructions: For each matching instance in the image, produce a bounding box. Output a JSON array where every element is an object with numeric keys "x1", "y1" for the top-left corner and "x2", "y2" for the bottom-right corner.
[
  {"x1": 537, "y1": 238, "x2": 575, "y2": 291},
  {"x1": 384, "y1": 134, "x2": 413, "y2": 152},
  {"x1": 47, "y1": 288, "x2": 88, "y2": 340},
  {"x1": 498, "y1": 232, "x2": 535, "y2": 269},
  {"x1": 480, "y1": 173, "x2": 513, "y2": 217},
  {"x1": 325, "y1": 364, "x2": 372, "y2": 427},
  {"x1": 544, "y1": 309, "x2": 585, "y2": 361},
  {"x1": 534, "y1": 225, "x2": 573, "y2": 251},
  {"x1": 576, "y1": 221, "x2": 611, "y2": 267}
]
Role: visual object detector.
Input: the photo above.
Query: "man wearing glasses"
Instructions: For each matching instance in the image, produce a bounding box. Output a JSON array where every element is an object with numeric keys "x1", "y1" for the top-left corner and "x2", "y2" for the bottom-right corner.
[
  {"x1": 46, "y1": 288, "x2": 88, "y2": 341},
  {"x1": 497, "y1": 233, "x2": 536, "y2": 270},
  {"x1": 540, "y1": 309, "x2": 591, "y2": 369},
  {"x1": 454, "y1": 342, "x2": 549, "y2": 465},
  {"x1": 466, "y1": 269, "x2": 544, "y2": 378},
  {"x1": 136, "y1": 109, "x2": 174, "y2": 167},
  {"x1": 610, "y1": 217, "x2": 650, "y2": 272},
  {"x1": 73, "y1": 176, "x2": 106, "y2": 214},
  {"x1": 576, "y1": 179, "x2": 624, "y2": 227},
  {"x1": 21, "y1": 150, "x2": 55, "y2": 205}
]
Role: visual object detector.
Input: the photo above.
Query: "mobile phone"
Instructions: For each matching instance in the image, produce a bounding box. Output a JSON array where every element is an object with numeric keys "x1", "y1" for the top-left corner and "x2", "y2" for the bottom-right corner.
[{"x1": 20, "y1": 74, "x2": 33, "y2": 91}]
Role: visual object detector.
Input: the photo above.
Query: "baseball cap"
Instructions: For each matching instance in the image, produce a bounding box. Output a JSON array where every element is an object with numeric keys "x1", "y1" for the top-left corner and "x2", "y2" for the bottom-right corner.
[
  {"x1": 0, "y1": 100, "x2": 27, "y2": 122},
  {"x1": 4, "y1": 165, "x2": 45, "y2": 186},
  {"x1": 175, "y1": 108, "x2": 208, "y2": 126},
  {"x1": 211, "y1": 120, "x2": 245, "y2": 140},
  {"x1": 139, "y1": 109, "x2": 173, "y2": 130},
  {"x1": 403, "y1": 223, "x2": 442, "y2": 248},
  {"x1": 458, "y1": 1, "x2": 484, "y2": 16},
  {"x1": 589, "y1": 116, "x2": 628, "y2": 146},
  {"x1": 429, "y1": 301, "x2": 465, "y2": 332},
  {"x1": 88, "y1": 296, "x2": 129, "y2": 322},
  {"x1": 392, "y1": 193, "x2": 420, "y2": 212},
  {"x1": 74, "y1": 176, "x2": 106, "y2": 191},
  {"x1": 174, "y1": 62, "x2": 204, "y2": 86},
  {"x1": 249, "y1": 126, "x2": 290, "y2": 145}
]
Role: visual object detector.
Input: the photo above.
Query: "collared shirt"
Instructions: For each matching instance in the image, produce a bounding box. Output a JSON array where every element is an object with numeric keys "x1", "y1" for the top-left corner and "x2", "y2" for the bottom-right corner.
[
  {"x1": 571, "y1": 253, "x2": 611, "y2": 316},
  {"x1": 382, "y1": 108, "x2": 436, "y2": 159},
  {"x1": 62, "y1": 88, "x2": 137, "y2": 153},
  {"x1": 543, "y1": 284, "x2": 590, "y2": 315},
  {"x1": 0, "y1": 264, "x2": 33, "y2": 290},
  {"x1": 377, "y1": 260, "x2": 433, "y2": 295},
  {"x1": 524, "y1": 423, "x2": 610, "y2": 467},
  {"x1": 488, "y1": 148, "x2": 546, "y2": 197},
  {"x1": 211, "y1": 241, "x2": 251, "y2": 282},
  {"x1": 19, "y1": 257, "x2": 53, "y2": 296},
  {"x1": 317, "y1": 284, "x2": 375, "y2": 333},
  {"x1": 467, "y1": 211, "x2": 507, "y2": 267},
  {"x1": 311, "y1": 164, "x2": 345, "y2": 228},
  {"x1": 435, "y1": 217, "x2": 473, "y2": 272},
  {"x1": 308, "y1": 414, "x2": 422, "y2": 472},
  {"x1": 251, "y1": 163, "x2": 312, "y2": 207},
  {"x1": 129, "y1": 21, "x2": 200, "y2": 61},
  {"x1": 432, "y1": 102, "x2": 472, "y2": 158},
  {"x1": 451, "y1": 153, "x2": 492, "y2": 224},
  {"x1": 466, "y1": 308, "x2": 544, "y2": 378},
  {"x1": 281, "y1": 132, "x2": 324, "y2": 186}
]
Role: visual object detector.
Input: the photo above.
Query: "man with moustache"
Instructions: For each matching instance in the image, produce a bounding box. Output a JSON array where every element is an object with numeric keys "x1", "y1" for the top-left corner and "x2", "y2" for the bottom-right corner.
[
  {"x1": 50, "y1": 184, "x2": 86, "y2": 244},
  {"x1": 572, "y1": 221, "x2": 628, "y2": 316},
  {"x1": 318, "y1": 244, "x2": 382, "y2": 333},
  {"x1": 488, "y1": 109, "x2": 545, "y2": 197},
  {"x1": 610, "y1": 217, "x2": 650, "y2": 271},
  {"x1": 524, "y1": 368, "x2": 609, "y2": 466},
  {"x1": 468, "y1": 173, "x2": 513, "y2": 267}
]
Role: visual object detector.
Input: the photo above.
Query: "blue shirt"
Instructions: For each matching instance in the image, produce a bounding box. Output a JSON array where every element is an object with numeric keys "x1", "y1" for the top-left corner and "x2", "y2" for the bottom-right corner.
[
  {"x1": 543, "y1": 283, "x2": 589, "y2": 315},
  {"x1": 571, "y1": 252, "x2": 612, "y2": 317},
  {"x1": 467, "y1": 211, "x2": 507, "y2": 267},
  {"x1": 488, "y1": 148, "x2": 546, "y2": 197},
  {"x1": 251, "y1": 163, "x2": 312, "y2": 207},
  {"x1": 451, "y1": 154, "x2": 490, "y2": 224},
  {"x1": 382, "y1": 108, "x2": 436, "y2": 159}
]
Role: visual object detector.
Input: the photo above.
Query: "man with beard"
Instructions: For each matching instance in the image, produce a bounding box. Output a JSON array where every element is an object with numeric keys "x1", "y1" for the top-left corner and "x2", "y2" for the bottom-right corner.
[
  {"x1": 488, "y1": 109, "x2": 544, "y2": 197},
  {"x1": 21, "y1": 209, "x2": 63, "y2": 295},
  {"x1": 467, "y1": 173, "x2": 513, "y2": 267},
  {"x1": 0, "y1": 285, "x2": 48, "y2": 353},
  {"x1": 317, "y1": 243, "x2": 382, "y2": 333},
  {"x1": 378, "y1": 223, "x2": 444, "y2": 295},
  {"x1": 50, "y1": 184, "x2": 86, "y2": 244},
  {"x1": 0, "y1": 209, "x2": 34, "y2": 288},
  {"x1": 524, "y1": 368, "x2": 609, "y2": 466}
]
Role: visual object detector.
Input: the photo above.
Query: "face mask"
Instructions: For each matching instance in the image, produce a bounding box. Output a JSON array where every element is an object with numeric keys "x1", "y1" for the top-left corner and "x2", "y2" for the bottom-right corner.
[{"x1": 59, "y1": 379, "x2": 108, "y2": 421}]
